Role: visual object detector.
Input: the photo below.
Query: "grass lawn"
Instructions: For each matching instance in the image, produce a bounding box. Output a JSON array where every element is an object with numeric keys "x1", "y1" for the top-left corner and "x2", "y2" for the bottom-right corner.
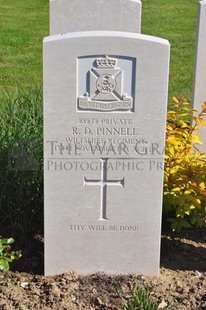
[
  {"x1": 0, "y1": 0, "x2": 49, "y2": 98},
  {"x1": 142, "y1": 0, "x2": 199, "y2": 100},
  {"x1": 0, "y1": 0, "x2": 205, "y2": 262},
  {"x1": 0, "y1": 0, "x2": 200, "y2": 101}
]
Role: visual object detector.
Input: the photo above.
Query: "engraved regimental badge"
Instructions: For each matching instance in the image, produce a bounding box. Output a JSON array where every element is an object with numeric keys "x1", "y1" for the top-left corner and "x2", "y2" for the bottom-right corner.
[{"x1": 78, "y1": 56, "x2": 134, "y2": 112}]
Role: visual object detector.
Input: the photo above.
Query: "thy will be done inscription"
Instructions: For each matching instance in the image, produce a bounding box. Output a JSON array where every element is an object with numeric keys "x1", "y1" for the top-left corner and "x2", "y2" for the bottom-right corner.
[
  {"x1": 44, "y1": 32, "x2": 169, "y2": 275},
  {"x1": 68, "y1": 224, "x2": 138, "y2": 232}
]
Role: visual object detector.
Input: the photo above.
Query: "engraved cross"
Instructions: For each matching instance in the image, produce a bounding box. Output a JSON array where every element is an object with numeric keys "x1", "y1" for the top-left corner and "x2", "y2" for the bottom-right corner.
[{"x1": 84, "y1": 158, "x2": 125, "y2": 220}]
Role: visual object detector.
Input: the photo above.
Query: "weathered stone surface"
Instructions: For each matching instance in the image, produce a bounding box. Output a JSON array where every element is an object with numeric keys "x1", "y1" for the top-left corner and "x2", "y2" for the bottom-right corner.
[{"x1": 44, "y1": 31, "x2": 170, "y2": 276}]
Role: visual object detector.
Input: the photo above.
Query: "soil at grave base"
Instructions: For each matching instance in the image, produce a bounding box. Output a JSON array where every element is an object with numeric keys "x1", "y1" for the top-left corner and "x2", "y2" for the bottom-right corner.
[{"x1": 0, "y1": 229, "x2": 206, "y2": 310}]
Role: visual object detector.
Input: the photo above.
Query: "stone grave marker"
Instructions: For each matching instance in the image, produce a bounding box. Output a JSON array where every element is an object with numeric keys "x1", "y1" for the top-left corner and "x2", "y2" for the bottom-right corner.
[
  {"x1": 44, "y1": 31, "x2": 170, "y2": 276},
  {"x1": 193, "y1": 0, "x2": 206, "y2": 153},
  {"x1": 49, "y1": 0, "x2": 142, "y2": 35}
]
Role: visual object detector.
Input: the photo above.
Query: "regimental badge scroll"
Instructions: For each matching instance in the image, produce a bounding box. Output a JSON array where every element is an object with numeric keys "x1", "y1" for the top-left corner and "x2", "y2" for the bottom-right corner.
[{"x1": 77, "y1": 55, "x2": 135, "y2": 112}]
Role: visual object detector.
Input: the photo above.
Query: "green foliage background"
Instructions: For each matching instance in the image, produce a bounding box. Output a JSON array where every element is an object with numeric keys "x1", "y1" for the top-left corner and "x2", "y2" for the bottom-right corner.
[
  {"x1": 0, "y1": 0, "x2": 204, "y2": 238},
  {"x1": 0, "y1": 0, "x2": 199, "y2": 100}
]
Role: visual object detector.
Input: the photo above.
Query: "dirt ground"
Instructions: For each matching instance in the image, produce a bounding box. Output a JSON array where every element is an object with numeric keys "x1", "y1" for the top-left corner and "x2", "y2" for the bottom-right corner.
[{"x1": 0, "y1": 228, "x2": 206, "y2": 310}]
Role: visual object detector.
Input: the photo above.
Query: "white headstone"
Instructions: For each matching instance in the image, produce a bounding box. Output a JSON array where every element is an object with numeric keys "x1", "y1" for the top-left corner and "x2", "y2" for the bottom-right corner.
[
  {"x1": 44, "y1": 31, "x2": 170, "y2": 276},
  {"x1": 193, "y1": 0, "x2": 206, "y2": 153},
  {"x1": 50, "y1": 0, "x2": 142, "y2": 35}
]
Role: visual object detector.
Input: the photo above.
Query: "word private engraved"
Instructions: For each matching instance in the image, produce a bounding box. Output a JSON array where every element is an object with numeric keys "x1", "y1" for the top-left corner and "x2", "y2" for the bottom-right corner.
[{"x1": 78, "y1": 56, "x2": 134, "y2": 112}]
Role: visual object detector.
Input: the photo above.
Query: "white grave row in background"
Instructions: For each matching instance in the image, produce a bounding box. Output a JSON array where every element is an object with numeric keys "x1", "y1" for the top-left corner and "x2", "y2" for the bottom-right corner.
[
  {"x1": 44, "y1": 0, "x2": 170, "y2": 276},
  {"x1": 50, "y1": 0, "x2": 142, "y2": 35},
  {"x1": 193, "y1": 0, "x2": 206, "y2": 153}
]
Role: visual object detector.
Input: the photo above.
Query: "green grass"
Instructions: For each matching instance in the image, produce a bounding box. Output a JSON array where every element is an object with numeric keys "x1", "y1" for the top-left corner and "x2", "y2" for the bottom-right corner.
[
  {"x1": 0, "y1": 0, "x2": 200, "y2": 99},
  {"x1": 0, "y1": 0, "x2": 203, "y2": 239},
  {"x1": 142, "y1": 0, "x2": 199, "y2": 100},
  {"x1": 116, "y1": 283, "x2": 159, "y2": 310},
  {"x1": 0, "y1": 0, "x2": 198, "y2": 99},
  {"x1": 0, "y1": 0, "x2": 48, "y2": 97},
  {"x1": 0, "y1": 88, "x2": 43, "y2": 239}
]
